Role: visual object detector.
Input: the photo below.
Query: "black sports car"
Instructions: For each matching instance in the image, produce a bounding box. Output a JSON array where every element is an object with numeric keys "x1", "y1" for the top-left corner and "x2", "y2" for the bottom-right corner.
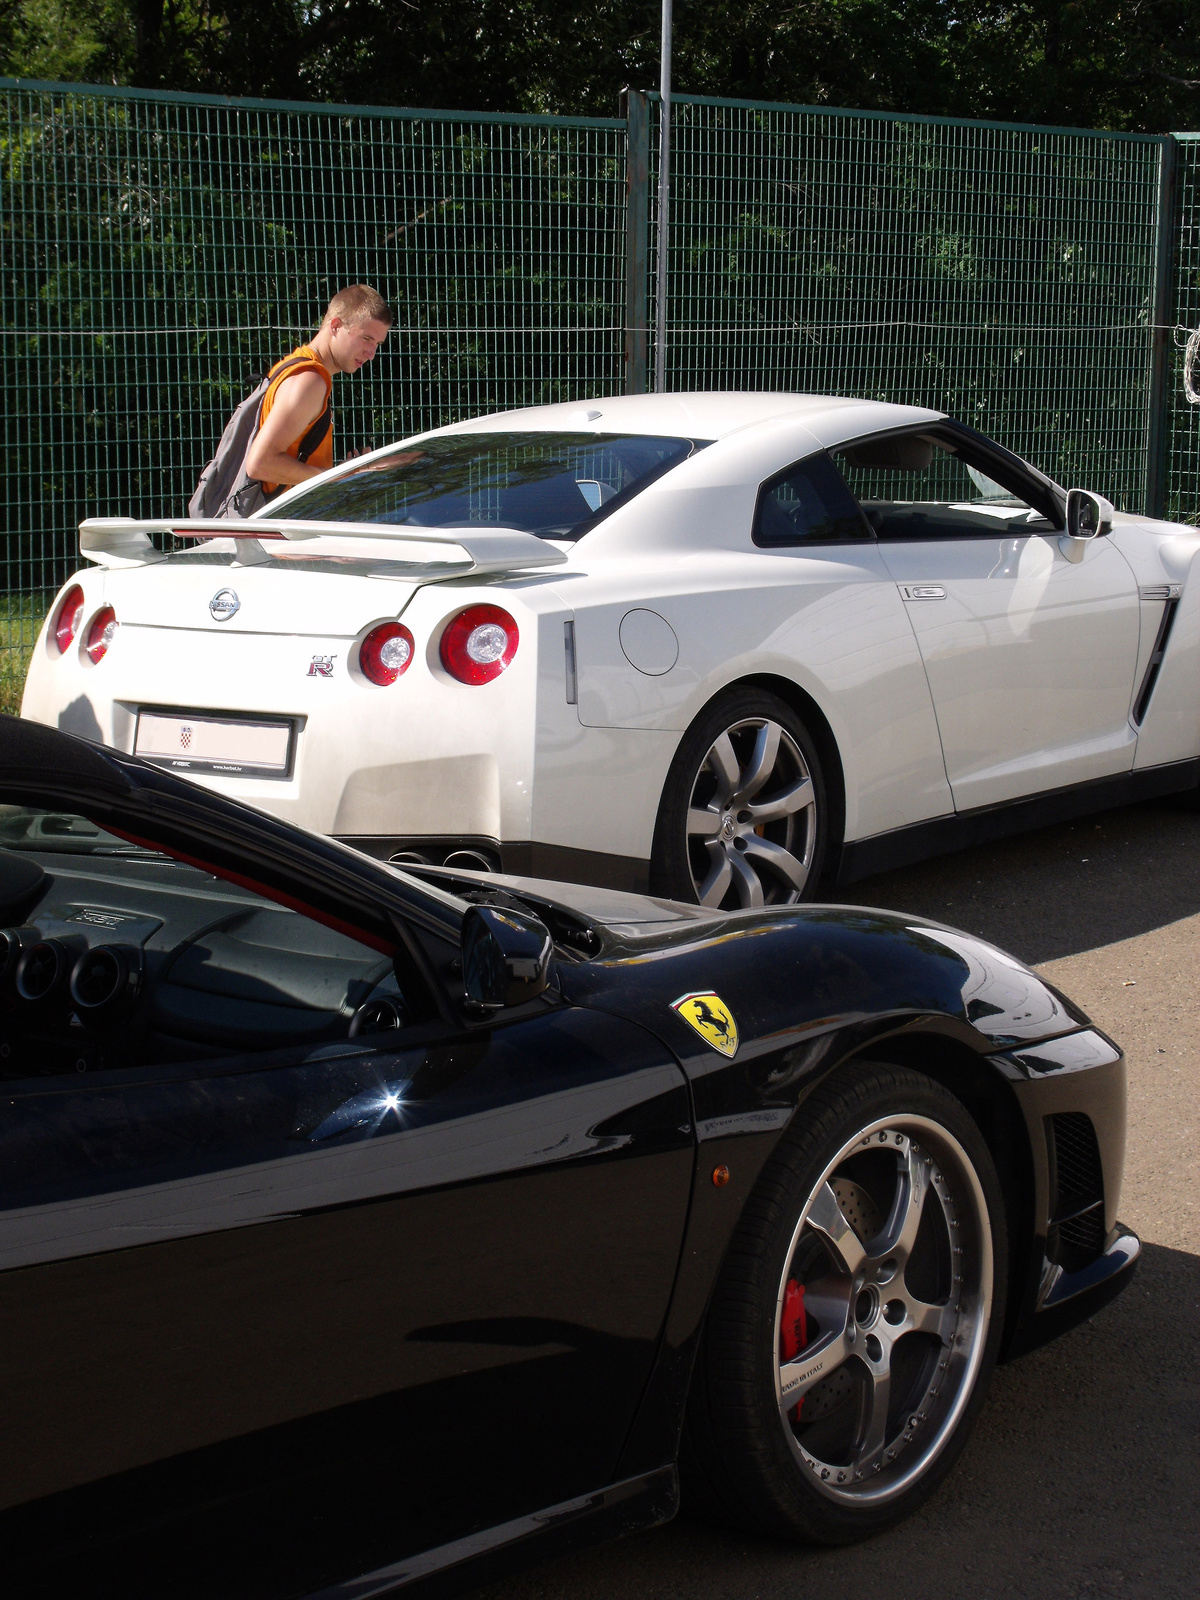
[{"x1": 0, "y1": 718, "x2": 1137, "y2": 1599}]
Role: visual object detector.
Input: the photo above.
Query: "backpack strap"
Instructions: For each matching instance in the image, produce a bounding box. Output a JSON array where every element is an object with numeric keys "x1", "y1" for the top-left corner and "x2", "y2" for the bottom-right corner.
[
  {"x1": 257, "y1": 352, "x2": 332, "y2": 428},
  {"x1": 294, "y1": 398, "x2": 332, "y2": 463}
]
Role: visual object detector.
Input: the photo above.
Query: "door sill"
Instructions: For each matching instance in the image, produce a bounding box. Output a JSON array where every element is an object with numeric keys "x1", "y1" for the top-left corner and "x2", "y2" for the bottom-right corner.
[{"x1": 837, "y1": 759, "x2": 1200, "y2": 883}]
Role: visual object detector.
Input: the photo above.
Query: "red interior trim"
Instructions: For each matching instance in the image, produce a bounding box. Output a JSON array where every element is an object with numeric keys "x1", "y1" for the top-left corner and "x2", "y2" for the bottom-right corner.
[{"x1": 106, "y1": 826, "x2": 396, "y2": 956}]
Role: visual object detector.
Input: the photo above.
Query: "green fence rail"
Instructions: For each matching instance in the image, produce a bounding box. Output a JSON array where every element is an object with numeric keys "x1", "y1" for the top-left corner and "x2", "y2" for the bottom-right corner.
[{"x1": 5, "y1": 77, "x2": 1200, "y2": 713}]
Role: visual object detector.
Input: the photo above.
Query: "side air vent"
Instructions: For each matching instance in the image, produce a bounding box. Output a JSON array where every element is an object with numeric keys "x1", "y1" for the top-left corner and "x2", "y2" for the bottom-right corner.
[
  {"x1": 1132, "y1": 596, "x2": 1179, "y2": 725},
  {"x1": 1046, "y1": 1112, "x2": 1106, "y2": 1273}
]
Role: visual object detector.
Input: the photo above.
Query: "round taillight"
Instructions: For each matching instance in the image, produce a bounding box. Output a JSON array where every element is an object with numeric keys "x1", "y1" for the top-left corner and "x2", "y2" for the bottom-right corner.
[
  {"x1": 358, "y1": 622, "x2": 415, "y2": 686},
  {"x1": 439, "y1": 605, "x2": 519, "y2": 686},
  {"x1": 85, "y1": 605, "x2": 118, "y2": 664},
  {"x1": 54, "y1": 586, "x2": 85, "y2": 654}
]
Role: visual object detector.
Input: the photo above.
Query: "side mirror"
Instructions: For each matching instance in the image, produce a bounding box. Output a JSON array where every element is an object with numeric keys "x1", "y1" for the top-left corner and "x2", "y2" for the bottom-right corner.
[
  {"x1": 1061, "y1": 489, "x2": 1113, "y2": 561},
  {"x1": 462, "y1": 904, "x2": 553, "y2": 1011}
]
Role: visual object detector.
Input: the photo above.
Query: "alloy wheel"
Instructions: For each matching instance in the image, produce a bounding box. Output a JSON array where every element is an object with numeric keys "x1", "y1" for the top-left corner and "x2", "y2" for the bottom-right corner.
[
  {"x1": 773, "y1": 1114, "x2": 993, "y2": 1506},
  {"x1": 685, "y1": 716, "x2": 818, "y2": 908}
]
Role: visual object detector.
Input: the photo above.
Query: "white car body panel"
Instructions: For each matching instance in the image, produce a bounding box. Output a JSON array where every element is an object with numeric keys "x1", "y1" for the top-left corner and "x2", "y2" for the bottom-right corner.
[
  {"x1": 878, "y1": 528, "x2": 1142, "y2": 809},
  {"x1": 21, "y1": 392, "x2": 1200, "y2": 896}
]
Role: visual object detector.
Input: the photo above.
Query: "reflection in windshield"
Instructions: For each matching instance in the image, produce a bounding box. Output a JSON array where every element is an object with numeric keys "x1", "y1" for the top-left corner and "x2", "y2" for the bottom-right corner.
[
  {"x1": 278, "y1": 431, "x2": 705, "y2": 541},
  {"x1": 0, "y1": 807, "x2": 166, "y2": 858}
]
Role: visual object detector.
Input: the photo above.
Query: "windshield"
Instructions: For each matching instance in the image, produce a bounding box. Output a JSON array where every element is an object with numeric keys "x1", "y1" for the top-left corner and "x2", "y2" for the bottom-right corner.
[{"x1": 277, "y1": 431, "x2": 705, "y2": 541}]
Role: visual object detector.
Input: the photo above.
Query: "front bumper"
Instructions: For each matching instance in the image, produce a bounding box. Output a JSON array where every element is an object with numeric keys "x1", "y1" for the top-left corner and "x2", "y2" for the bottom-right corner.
[
  {"x1": 1006, "y1": 1224, "x2": 1140, "y2": 1359},
  {"x1": 995, "y1": 1025, "x2": 1139, "y2": 1359}
]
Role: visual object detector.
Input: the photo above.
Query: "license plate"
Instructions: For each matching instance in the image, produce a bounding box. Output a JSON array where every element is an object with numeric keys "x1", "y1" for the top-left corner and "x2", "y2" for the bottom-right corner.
[{"x1": 134, "y1": 710, "x2": 294, "y2": 779}]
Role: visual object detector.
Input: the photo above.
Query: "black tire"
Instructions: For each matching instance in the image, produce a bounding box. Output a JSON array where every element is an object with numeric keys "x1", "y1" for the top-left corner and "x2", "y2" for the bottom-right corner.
[
  {"x1": 650, "y1": 688, "x2": 829, "y2": 908},
  {"x1": 682, "y1": 1061, "x2": 1008, "y2": 1545}
]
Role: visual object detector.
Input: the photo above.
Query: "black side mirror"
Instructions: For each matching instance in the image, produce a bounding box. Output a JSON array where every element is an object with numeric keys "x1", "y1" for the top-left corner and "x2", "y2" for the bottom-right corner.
[{"x1": 462, "y1": 904, "x2": 553, "y2": 1010}]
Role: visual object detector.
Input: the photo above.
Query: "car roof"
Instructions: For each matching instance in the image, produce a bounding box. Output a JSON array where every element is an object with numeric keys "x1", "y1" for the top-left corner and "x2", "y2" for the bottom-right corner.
[{"x1": 431, "y1": 391, "x2": 945, "y2": 443}]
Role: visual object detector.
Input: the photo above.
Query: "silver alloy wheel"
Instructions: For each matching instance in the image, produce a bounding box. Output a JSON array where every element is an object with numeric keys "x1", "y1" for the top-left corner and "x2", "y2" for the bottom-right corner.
[
  {"x1": 773, "y1": 1115, "x2": 993, "y2": 1506},
  {"x1": 685, "y1": 716, "x2": 817, "y2": 908}
]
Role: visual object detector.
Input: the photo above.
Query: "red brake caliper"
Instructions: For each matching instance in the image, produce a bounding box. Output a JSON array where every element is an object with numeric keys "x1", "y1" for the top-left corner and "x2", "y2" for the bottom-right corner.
[{"x1": 780, "y1": 1277, "x2": 808, "y2": 1423}]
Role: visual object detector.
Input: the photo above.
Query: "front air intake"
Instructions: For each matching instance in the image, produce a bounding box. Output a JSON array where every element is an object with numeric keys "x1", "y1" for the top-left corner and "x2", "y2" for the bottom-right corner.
[{"x1": 1046, "y1": 1112, "x2": 1106, "y2": 1272}]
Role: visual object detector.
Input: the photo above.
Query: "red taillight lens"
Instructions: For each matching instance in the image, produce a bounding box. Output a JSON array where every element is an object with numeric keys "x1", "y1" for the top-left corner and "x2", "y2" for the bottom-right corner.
[
  {"x1": 439, "y1": 605, "x2": 519, "y2": 686},
  {"x1": 85, "y1": 606, "x2": 118, "y2": 664},
  {"x1": 358, "y1": 622, "x2": 415, "y2": 686},
  {"x1": 54, "y1": 586, "x2": 85, "y2": 654}
]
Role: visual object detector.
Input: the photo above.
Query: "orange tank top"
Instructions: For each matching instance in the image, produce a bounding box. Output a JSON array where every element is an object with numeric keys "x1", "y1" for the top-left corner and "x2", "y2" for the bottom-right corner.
[{"x1": 257, "y1": 344, "x2": 333, "y2": 494}]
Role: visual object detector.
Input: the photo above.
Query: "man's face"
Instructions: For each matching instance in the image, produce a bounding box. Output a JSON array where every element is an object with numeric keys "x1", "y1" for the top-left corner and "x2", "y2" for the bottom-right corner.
[{"x1": 329, "y1": 316, "x2": 390, "y2": 373}]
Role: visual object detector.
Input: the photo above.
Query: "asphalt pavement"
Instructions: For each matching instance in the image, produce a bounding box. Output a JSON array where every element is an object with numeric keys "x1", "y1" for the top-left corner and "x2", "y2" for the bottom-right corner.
[{"x1": 475, "y1": 797, "x2": 1200, "y2": 1600}]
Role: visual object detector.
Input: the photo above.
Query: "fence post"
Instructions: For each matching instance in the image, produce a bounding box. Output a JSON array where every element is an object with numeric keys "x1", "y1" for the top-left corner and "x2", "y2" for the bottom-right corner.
[
  {"x1": 1146, "y1": 134, "x2": 1178, "y2": 519},
  {"x1": 623, "y1": 87, "x2": 650, "y2": 395}
]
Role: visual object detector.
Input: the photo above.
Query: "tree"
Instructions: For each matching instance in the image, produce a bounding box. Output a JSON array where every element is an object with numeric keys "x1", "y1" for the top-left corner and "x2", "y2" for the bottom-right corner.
[{"x1": 3, "y1": 0, "x2": 1199, "y2": 136}]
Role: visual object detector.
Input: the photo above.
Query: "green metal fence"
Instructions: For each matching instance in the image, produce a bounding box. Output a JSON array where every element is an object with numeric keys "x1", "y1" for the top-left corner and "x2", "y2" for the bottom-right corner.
[
  {"x1": 0, "y1": 79, "x2": 626, "y2": 706},
  {"x1": 4, "y1": 77, "x2": 1200, "y2": 713},
  {"x1": 1164, "y1": 135, "x2": 1200, "y2": 524},
  {"x1": 642, "y1": 94, "x2": 1167, "y2": 513}
]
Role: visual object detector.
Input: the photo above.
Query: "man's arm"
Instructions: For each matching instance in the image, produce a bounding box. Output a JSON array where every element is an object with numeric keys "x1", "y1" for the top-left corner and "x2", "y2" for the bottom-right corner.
[{"x1": 244, "y1": 371, "x2": 329, "y2": 487}]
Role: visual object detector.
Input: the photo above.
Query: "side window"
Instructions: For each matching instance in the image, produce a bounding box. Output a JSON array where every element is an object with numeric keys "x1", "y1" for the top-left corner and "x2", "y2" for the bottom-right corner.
[
  {"x1": 834, "y1": 427, "x2": 1061, "y2": 540},
  {"x1": 754, "y1": 451, "x2": 873, "y2": 548},
  {"x1": 0, "y1": 804, "x2": 412, "y2": 1081}
]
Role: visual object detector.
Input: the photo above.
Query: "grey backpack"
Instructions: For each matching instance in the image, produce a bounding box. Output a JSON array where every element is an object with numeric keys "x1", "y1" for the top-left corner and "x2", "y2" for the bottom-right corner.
[{"x1": 187, "y1": 356, "x2": 331, "y2": 519}]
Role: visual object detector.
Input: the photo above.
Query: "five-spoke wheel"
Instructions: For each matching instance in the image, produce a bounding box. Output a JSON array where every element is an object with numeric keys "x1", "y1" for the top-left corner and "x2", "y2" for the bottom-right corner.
[
  {"x1": 652, "y1": 689, "x2": 827, "y2": 908},
  {"x1": 774, "y1": 1115, "x2": 991, "y2": 1503},
  {"x1": 683, "y1": 1064, "x2": 1006, "y2": 1544}
]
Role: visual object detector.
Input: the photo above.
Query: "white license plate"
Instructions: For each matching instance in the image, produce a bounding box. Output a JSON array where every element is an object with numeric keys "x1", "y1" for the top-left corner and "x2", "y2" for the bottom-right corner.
[{"x1": 134, "y1": 711, "x2": 294, "y2": 779}]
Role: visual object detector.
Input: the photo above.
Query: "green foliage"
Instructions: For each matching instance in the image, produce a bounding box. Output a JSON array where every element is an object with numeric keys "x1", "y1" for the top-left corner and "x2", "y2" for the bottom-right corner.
[
  {"x1": 0, "y1": 594, "x2": 48, "y2": 716},
  {"x1": 6, "y1": 0, "x2": 1197, "y2": 135}
]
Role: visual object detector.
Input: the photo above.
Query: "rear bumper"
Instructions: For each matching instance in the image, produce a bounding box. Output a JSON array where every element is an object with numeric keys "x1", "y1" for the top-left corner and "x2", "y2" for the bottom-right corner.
[{"x1": 336, "y1": 834, "x2": 653, "y2": 893}]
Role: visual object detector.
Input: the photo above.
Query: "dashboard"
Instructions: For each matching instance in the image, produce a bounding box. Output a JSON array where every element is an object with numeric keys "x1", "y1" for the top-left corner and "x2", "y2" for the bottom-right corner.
[{"x1": 0, "y1": 839, "x2": 408, "y2": 1080}]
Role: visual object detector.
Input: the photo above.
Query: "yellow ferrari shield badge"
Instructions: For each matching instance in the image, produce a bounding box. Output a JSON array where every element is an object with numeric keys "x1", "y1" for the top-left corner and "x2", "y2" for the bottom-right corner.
[{"x1": 671, "y1": 991, "x2": 739, "y2": 1058}]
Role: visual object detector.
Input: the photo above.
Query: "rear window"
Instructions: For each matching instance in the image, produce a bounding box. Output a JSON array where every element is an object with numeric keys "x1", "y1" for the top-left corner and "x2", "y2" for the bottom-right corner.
[{"x1": 276, "y1": 431, "x2": 705, "y2": 541}]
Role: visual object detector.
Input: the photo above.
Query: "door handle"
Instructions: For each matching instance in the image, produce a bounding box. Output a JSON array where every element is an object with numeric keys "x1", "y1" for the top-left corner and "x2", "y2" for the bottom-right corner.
[{"x1": 900, "y1": 585, "x2": 947, "y2": 601}]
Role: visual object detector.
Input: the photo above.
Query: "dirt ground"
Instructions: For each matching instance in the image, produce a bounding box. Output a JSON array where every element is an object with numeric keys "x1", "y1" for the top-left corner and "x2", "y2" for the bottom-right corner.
[{"x1": 475, "y1": 797, "x2": 1200, "y2": 1600}]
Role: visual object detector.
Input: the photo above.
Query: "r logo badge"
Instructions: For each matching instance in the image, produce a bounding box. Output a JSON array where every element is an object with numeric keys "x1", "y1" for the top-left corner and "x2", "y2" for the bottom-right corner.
[
  {"x1": 307, "y1": 655, "x2": 336, "y2": 678},
  {"x1": 671, "y1": 990, "x2": 739, "y2": 1057}
]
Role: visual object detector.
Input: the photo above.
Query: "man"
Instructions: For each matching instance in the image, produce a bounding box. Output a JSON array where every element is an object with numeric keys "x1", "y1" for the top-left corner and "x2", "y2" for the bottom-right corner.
[{"x1": 244, "y1": 284, "x2": 392, "y2": 496}]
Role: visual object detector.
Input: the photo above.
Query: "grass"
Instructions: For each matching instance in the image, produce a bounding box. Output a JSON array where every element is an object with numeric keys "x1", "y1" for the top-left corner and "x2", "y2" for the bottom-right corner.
[{"x1": 1, "y1": 594, "x2": 51, "y2": 717}]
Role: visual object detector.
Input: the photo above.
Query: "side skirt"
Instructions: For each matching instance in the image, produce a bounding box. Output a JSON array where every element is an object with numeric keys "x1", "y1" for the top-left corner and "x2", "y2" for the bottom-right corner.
[
  {"x1": 837, "y1": 759, "x2": 1200, "y2": 884},
  {"x1": 302, "y1": 1466, "x2": 679, "y2": 1600}
]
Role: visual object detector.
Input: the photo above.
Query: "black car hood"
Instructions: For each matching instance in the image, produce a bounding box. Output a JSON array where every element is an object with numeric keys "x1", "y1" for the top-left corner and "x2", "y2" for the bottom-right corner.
[{"x1": 402, "y1": 866, "x2": 1087, "y2": 1053}]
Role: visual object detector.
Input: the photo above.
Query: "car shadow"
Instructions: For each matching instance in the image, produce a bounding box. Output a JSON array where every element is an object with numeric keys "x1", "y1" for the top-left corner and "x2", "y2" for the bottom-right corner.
[
  {"x1": 473, "y1": 1238, "x2": 1197, "y2": 1600},
  {"x1": 835, "y1": 797, "x2": 1200, "y2": 965}
]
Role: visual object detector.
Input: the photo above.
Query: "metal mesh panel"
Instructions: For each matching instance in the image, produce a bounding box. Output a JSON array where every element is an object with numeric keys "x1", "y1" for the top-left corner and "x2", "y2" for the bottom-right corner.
[
  {"x1": 651, "y1": 96, "x2": 1162, "y2": 511},
  {"x1": 1165, "y1": 136, "x2": 1200, "y2": 523},
  {"x1": 0, "y1": 82, "x2": 626, "y2": 708}
]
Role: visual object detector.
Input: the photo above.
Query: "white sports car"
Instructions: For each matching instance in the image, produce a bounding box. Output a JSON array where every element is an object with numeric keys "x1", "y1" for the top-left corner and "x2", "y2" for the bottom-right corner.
[{"x1": 20, "y1": 392, "x2": 1200, "y2": 906}]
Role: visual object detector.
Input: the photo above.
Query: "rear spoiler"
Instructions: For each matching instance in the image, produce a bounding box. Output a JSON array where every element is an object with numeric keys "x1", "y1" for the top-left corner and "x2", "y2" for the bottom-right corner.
[{"x1": 78, "y1": 518, "x2": 569, "y2": 578}]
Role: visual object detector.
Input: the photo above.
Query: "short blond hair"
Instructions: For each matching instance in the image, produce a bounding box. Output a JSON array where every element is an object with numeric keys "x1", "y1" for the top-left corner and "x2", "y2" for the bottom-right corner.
[{"x1": 325, "y1": 284, "x2": 393, "y2": 329}]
